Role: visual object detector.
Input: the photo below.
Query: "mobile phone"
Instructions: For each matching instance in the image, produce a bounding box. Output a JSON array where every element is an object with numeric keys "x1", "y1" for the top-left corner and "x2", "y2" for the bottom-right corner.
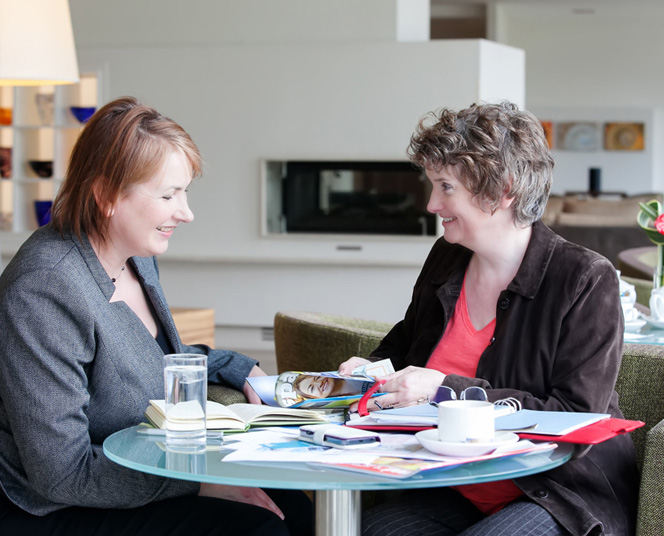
[{"x1": 300, "y1": 424, "x2": 380, "y2": 448}]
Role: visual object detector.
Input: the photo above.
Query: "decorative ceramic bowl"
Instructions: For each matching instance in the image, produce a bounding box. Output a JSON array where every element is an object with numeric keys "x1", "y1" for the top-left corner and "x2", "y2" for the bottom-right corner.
[
  {"x1": 70, "y1": 106, "x2": 96, "y2": 124},
  {"x1": 29, "y1": 160, "x2": 53, "y2": 178},
  {"x1": 34, "y1": 200, "x2": 53, "y2": 227},
  {"x1": 0, "y1": 147, "x2": 11, "y2": 178},
  {"x1": 0, "y1": 107, "x2": 12, "y2": 125}
]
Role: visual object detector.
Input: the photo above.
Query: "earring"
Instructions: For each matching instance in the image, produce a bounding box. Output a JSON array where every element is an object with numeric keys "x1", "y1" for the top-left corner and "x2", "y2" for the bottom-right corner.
[{"x1": 107, "y1": 208, "x2": 115, "y2": 217}]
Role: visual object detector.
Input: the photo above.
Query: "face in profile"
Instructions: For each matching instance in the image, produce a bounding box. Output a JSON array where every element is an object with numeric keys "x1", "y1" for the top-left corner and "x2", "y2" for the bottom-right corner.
[
  {"x1": 296, "y1": 375, "x2": 336, "y2": 399},
  {"x1": 108, "y1": 150, "x2": 194, "y2": 258}
]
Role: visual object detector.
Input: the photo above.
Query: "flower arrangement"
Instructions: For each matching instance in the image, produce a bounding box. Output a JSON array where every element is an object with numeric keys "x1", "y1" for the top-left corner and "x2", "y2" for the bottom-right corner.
[{"x1": 638, "y1": 199, "x2": 664, "y2": 288}]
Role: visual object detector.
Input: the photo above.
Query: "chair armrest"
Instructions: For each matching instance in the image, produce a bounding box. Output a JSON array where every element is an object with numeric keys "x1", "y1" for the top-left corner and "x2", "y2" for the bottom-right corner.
[
  {"x1": 636, "y1": 417, "x2": 664, "y2": 536},
  {"x1": 207, "y1": 383, "x2": 247, "y2": 405}
]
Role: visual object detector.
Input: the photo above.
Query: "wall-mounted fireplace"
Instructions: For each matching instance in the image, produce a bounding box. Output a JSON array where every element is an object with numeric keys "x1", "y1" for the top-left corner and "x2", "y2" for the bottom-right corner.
[{"x1": 263, "y1": 160, "x2": 435, "y2": 236}]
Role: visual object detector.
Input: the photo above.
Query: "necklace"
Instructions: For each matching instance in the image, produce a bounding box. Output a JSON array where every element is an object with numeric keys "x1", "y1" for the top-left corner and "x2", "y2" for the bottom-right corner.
[{"x1": 111, "y1": 265, "x2": 126, "y2": 284}]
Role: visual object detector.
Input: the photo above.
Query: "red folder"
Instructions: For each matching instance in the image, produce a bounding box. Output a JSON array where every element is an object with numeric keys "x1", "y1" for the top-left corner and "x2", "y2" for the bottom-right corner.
[
  {"x1": 518, "y1": 417, "x2": 644, "y2": 445},
  {"x1": 346, "y1": 423, "x2": 434, "y2": 433},
  {"x1": 348, "y1": 418, "x2": 644, "y2": 444}
]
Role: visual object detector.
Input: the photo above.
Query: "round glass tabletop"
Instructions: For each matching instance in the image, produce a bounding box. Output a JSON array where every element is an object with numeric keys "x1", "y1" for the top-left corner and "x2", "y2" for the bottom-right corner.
[{"x1": 103, "y1": 426, "x2": 573, "y2": 492}]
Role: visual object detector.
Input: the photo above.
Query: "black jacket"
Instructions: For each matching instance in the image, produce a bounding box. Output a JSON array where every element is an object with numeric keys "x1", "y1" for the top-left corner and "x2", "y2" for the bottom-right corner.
[{"x1": 372, "y1": 221, "x2": 638, "y2": 535}]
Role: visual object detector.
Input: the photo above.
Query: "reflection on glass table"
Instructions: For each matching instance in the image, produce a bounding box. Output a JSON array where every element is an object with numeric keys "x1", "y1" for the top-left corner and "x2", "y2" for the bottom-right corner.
[
  {"x1": 104, "y1": 426, "x2": 573, "y2": 536},
  {"x1": 624, "y1": 318, "x2": 664, "y2": 345}
]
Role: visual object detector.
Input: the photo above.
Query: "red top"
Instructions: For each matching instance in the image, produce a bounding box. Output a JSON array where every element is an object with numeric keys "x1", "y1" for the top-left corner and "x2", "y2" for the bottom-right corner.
[{"x1": 426, "y1": 277, "x2": 524, "y2": 515}]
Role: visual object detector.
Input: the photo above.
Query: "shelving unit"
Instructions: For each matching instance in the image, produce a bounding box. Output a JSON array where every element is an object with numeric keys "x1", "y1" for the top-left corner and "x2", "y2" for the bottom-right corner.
[{"x1": 0, "y1": 74, "x2": 99, "y2": 232}]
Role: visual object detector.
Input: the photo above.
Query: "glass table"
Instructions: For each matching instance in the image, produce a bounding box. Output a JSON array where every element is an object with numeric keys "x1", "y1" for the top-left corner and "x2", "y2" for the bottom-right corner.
[
  {"x1": 624, "y1": 323, "x2": 664, "y2": 345},
  {"x1": 104, "y1": 426, "x2": 573, "y2": 536}
]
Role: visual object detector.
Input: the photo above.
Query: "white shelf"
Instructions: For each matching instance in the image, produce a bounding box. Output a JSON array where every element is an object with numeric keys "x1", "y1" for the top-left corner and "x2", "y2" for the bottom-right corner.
[{"x1": 0, "y1": 74, "x2": 99, "y2": 233}]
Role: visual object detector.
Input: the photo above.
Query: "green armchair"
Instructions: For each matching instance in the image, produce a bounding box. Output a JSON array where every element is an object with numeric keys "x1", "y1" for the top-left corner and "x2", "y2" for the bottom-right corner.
[{"x1": 273, "y1": 311, "x2": 664, "y2": 536}]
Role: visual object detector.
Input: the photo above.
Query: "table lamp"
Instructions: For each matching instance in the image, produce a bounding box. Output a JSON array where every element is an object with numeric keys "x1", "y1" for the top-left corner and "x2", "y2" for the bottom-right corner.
[{"x1": 0, "y1": 0, "x2": 79, "y2": 86}]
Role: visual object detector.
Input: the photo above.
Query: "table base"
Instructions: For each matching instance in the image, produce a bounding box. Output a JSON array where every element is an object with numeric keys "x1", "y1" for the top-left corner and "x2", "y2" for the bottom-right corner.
[{"x1": 315, "y1": 489, "x2": 361, "y2": 536}]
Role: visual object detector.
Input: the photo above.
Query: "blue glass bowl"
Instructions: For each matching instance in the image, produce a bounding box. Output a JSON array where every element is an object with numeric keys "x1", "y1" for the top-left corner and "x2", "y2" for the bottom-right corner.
[{"x1": 70, "y1": 106, "x2": 96, "y2": 124}]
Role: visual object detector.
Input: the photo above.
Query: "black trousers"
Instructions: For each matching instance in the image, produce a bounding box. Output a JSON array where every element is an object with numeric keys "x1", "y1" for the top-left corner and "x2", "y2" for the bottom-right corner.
[{"x1": 0, "y1": 489, "x2": 313, "y2": 536}]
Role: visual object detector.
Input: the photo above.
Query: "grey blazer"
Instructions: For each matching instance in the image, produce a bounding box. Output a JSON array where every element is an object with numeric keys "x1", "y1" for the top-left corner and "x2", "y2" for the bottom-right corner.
[{"x1": 0, "y1": 225, "x2": 257, "y2": 515}]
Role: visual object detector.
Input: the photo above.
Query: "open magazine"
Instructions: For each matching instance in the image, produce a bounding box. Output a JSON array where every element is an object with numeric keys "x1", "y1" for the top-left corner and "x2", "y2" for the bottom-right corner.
[
  {"x1": 145, "y1": 399, "x2": 329, "y2": 432},
  {"x1": 246, "y1": 360, "x2": 394, "y2": 410}
]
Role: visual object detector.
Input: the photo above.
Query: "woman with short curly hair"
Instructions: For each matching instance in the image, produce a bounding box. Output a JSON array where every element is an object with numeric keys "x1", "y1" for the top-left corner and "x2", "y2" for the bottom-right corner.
[{"x1": 340, "y1": 102, "x2": 638, "y2": 535}]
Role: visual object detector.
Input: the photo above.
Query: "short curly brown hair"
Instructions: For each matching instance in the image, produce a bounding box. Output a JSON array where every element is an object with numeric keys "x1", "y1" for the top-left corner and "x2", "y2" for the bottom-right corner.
[{"x1": 407, "y1": 101, "x2": 554, "y2": 226}]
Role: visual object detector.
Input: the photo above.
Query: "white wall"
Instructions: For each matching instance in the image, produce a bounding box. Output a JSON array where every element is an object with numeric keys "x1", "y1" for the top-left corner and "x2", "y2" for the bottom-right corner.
[
  {"x1": 72, "y1": 38, "x2": 523, "y2": 329},
  {"x1": 0, "y1": 0, "x2": 513, "y2": 349},
  {"x1": 490, "y1": 2, "x2": 664, "y2": 195},
  {"x1": 69, "y1": 0, "x2": 430, "y2": 46}
]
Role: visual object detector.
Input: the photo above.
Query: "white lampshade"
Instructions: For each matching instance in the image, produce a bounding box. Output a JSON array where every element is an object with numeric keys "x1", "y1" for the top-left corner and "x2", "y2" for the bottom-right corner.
[{"x1": 0, "y1": 0, "x2": 79, "y2": 86}]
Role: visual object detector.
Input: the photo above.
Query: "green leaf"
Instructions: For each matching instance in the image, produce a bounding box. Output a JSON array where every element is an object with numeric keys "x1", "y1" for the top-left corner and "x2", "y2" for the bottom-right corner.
[
  {"x1": 637, "y1": 199, "x2": 664, "y2": 245},
  {"x1": 639, "y1": 201, "x2": 659, "y2": 221}
]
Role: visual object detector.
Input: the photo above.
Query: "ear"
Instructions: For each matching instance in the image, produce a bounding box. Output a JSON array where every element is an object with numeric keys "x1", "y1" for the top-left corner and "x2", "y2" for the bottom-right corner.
[
  {"x1": 500, "y1": 193, "x2": 515, "y2": 210},
  {"x1": 92, "y1": 181, "x2": 114, "y2": 217},
  {"x1": 499, "y1": 177, "x2": 515, "y2": 210}
]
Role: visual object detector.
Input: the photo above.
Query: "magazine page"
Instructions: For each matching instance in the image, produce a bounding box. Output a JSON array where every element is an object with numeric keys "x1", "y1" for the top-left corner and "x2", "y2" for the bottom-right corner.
[
  {"x1": 244, "y1": 375, "x2": 281, "y2": 407},
  {"x1": 146, "y1": 400, "x2": 247, "y2": 431},
  {"x1": 275, "y1": 371, "x2": 378, "y2": 409},
  {"x1": 245, "y1": 360, "x2": 394, "y2": 409},
  {"x1": 227, "y1": 403, "x2": 329, "y2": 425}
]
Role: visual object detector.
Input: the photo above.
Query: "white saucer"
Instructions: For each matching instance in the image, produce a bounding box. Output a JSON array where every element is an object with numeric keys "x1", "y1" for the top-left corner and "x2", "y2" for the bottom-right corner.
[
  {"x1": 624, "y1": 318, "x2": 647, "y2": 332},
  {"x1": 415, "y1": 429, "x2": 520, "y2": 457},
  {"x1": 643, "y1": 316, "x2": 664, "y2": 329}
]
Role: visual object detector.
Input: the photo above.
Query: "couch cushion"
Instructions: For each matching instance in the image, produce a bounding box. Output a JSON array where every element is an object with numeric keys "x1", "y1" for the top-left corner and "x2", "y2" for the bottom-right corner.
[
  {"x1": 556, "y1": 211, "x2": 637, "y2": 227},
  {"x1": 542, "y1": 195, "x2": 564, "y2": 226}
]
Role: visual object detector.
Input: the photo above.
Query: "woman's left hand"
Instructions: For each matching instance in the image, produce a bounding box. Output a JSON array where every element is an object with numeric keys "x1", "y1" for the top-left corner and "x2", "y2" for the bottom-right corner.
[
  {"x1": 243, "y1": 365, "x2": 268, "y2": 405},
  {"x1": 352, "y1": 366, "x2": 445, "y2": 412}
]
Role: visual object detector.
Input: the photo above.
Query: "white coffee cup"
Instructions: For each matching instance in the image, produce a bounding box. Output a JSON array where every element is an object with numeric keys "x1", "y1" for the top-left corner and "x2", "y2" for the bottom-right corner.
[
  {"x1": 650, "y1": 287, "x2": 664, "y2": 320},
  {"x1": 437, "y1": 400, "x2": 495, "y2": 443}
]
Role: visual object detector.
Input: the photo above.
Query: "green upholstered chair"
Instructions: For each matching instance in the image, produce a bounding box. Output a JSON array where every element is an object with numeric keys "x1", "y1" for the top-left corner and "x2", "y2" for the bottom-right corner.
[
  {"x1": 273, "y1": 311, "x2": 664, "y2": 536},
  {"x1": 616, "y1": 343, "x2": 664, "y2": 536},
  {"x1": 273, "y1": 311, "x2": 393, "y2": 374},
  {"x1": 207, "y1": 384, "x2": 247, "y2": 405}
]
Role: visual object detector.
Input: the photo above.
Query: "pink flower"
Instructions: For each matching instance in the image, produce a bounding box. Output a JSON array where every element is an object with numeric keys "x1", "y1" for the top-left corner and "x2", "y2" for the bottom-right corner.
[{"x1": 655, "y1": 214, "x2": 664, "y2": 234}]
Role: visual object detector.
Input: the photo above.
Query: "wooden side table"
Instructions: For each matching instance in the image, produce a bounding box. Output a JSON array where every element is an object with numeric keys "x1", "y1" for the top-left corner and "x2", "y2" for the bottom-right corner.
[{"x1": 170, "y1": 307, "x2": 215, "y2": 347}]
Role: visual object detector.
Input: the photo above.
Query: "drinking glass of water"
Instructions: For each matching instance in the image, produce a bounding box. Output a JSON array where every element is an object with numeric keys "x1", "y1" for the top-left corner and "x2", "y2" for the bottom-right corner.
[{"x1": 164, "y1": 353, "x2": 207, "y2": 452}]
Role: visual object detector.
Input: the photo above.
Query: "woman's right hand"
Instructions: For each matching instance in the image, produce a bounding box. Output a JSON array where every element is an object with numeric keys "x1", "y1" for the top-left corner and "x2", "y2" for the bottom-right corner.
[
  {"x1": 338, "y1": 356, "x2": 371, "y2": 376},
  {"x1": 198, "y1": 483, "x2": 284, "y2": 519}
]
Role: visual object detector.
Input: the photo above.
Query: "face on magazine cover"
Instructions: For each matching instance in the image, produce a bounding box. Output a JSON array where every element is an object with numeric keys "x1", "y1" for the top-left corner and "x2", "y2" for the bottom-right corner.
[
  {"x1": 293, "y1": 375, "x2": 360, "y2": 399},
  {"x1": 295, "y1": 375, "x2": 336, "y2": 399}
]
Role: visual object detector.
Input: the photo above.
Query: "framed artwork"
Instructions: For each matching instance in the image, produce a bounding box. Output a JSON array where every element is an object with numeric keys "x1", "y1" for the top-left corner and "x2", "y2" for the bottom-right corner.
[
  {"x1": 540, "y1": 121, "x2": 553, "y2": 149},
  {"x1": 604, "y1": 122, "x2": 645, "y2": 151},
  {"x1": 556, "y1": 122, "x2": 600, "y2": 151}
]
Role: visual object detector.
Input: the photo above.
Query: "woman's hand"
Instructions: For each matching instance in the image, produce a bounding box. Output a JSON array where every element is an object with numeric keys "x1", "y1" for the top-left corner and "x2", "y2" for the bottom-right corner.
[
  {"x1": 350, "y1": 366, "x2": 446, "y2": 412},
  {"x1": 243, "y1": 365, "x2": 268, "y2": 405},
  {"x1": 337, "y1": 356, "x2": 371, "y2": 376},
  {"x1": 199, "y1": 483, "x2": 284, "y2": 519}
]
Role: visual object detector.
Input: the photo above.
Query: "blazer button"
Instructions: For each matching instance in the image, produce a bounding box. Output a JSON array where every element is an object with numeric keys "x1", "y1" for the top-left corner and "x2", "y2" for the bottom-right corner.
[
  {"x1": 499, "y1": 297, "x2": 510, "y2": 310},
  {"x1": 535, "y1": 489, "x2": 548, "y2": 499}
]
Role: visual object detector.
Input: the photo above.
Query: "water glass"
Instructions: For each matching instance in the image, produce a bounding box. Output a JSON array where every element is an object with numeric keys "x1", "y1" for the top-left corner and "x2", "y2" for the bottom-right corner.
[{"x1": 164, "y1": 353, "x2": 207, "y2": 451}]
